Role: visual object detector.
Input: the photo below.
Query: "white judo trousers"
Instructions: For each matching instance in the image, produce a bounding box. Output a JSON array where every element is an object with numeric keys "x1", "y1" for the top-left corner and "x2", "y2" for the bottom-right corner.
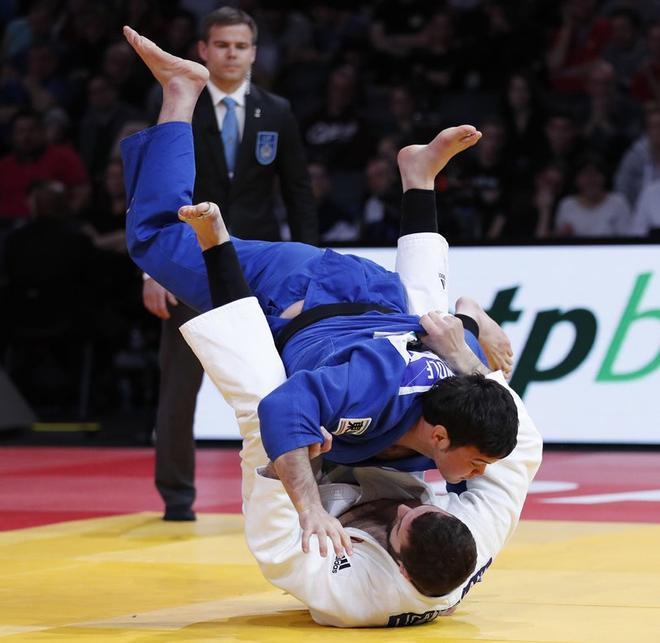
[{"x1": 180, "y1": 234, "x2": 543, "y2": 627}]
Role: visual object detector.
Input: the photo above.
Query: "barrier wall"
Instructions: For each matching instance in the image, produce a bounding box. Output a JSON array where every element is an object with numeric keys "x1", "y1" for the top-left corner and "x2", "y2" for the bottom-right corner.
[{"x1": 194, "y1": 244, "x2": 659, "y2": 444}]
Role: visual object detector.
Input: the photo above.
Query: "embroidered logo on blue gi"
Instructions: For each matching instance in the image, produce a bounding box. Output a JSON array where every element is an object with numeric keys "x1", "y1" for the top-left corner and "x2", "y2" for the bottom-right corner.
[
  {"x1": 331, "y1": 555, "x2": 351, "y2": 574},
  {"x1": 255, "y1": 131, "x2": 278, "y2": 165},
  {"x1": 334, "y1": 417, "x2": 372, "y2": 436}
]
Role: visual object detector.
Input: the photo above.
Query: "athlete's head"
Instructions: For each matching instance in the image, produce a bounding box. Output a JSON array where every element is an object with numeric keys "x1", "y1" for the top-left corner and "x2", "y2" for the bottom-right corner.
[
  {"x1": 421, "y1": 374, "x2": 518, "y2": 483},
  {"x1": 387, "y1": 501, "x2": 477, "y2": 596}
]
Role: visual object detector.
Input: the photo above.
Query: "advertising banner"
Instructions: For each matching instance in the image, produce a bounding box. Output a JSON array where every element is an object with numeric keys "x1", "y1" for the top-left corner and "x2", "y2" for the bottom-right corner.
[{"x1": 194, "y1": 245, "x2": 659, "y2": 444}]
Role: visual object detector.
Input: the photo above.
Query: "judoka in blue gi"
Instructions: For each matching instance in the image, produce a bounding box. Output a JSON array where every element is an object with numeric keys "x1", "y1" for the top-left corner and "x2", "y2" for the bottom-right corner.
[{"x1": 120, "y1": 26, "x2": 518, "y2": 563}]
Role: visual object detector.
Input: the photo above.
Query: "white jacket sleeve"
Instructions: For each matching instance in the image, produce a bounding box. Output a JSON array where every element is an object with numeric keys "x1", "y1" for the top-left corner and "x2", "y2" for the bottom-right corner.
[
  {"x1": 441, "y1": 371, "x2": 543, "y2": 579},
  {"x1": 395, "y1": 232, "x2": 449, "y2": 315}
]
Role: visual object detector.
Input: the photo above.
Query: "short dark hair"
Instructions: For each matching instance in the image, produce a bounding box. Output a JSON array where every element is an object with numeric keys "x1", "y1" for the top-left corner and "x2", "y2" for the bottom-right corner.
[
  {"x1": 400, "y1": 511, "x2": 477, "y2": 596},
  {"x1": 422, "y1": 373, "x2": 518, "y2": 459},
  {"x1": 200, "y1": 7, "x2": 258, "y2": 44}
]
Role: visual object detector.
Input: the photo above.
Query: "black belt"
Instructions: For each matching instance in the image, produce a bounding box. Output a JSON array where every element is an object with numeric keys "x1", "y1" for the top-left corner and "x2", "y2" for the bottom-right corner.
[{"x1": 275, "y1": 303, "x2": 395, "y2": 353}]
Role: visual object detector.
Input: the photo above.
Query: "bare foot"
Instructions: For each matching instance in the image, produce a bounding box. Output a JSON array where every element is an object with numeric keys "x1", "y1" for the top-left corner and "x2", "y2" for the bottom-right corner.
[
  {"x1": 398, "y1": 126, "x2": 482, "y2": 191},
  {"x1": 455, "y1": 296, "x2": 514, "y2": 380},
  {"x1": 123, "y1": 25, "x2": 208, "y2": 122},
  {"x1": 178, "y1": 202, "x2": 230, "y2": 251}
]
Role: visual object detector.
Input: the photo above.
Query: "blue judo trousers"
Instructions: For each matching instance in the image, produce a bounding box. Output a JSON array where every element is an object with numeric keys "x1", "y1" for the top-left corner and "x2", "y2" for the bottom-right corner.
[{"x1": 122, "y1": 122, "x2": 487, "y2": 472}]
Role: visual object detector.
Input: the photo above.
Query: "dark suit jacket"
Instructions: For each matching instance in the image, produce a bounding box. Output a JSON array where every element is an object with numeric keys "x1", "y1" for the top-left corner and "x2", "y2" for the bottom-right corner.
[{"x1": 192, "y1": 85, "x2": 318, "y2": 244}]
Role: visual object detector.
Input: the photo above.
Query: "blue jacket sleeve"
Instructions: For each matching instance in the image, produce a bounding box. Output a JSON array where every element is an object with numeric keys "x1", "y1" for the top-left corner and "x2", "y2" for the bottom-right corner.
[{"x1": 257, "y1": 339, "x2": 405, "y2": 462}]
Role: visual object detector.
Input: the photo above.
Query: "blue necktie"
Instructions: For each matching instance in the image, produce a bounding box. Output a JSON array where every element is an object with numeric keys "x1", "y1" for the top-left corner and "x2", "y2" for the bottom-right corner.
[{"x1": 221, "y1": 96, "x2": 239, "y2": 178}]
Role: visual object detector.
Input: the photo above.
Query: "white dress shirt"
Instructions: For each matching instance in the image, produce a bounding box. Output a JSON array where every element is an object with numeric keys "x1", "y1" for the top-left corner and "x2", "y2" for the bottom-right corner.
[{"x1": 206, "y1": 78, "x2": 249, "y2": 140}]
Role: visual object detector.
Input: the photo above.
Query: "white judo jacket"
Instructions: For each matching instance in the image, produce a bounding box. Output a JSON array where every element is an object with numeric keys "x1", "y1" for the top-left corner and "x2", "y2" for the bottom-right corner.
[{"x1": 180, "y1": 233, "x2": 543, "y2": 628}]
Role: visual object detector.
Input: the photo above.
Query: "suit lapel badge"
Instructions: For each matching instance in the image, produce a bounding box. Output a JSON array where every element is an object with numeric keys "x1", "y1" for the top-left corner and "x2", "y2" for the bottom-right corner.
[
  {"x1": 255, "y1": 131, "x2": 278, "y2": 165},
  {"x1": 254, "y1": 107, "x2": 261, "y2": 118}
]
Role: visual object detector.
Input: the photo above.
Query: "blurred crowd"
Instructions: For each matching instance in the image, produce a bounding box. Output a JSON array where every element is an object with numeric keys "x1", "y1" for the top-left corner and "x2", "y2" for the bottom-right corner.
[{"x1": 1, "y1": 0, "x2": 659, "y2": 420}]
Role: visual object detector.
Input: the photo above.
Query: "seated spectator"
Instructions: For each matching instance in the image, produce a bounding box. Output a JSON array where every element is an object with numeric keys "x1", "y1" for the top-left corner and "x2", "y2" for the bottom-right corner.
[
  {"x1": 631, "y1": 22, "x2": 660, "y2": 104},
  {"x1": 59, "y1": 5, "x2": 113, "y2": 76},
  {"x1": 162, "y1": 9, "x2": 197, "y2": 59},
  {"x1": 78, "y1": 76, "x2": 142, "y2": 178},
  {"x1": 2, "y1": 180, "x2": 99, "y2": 415},
  {"x1": 0, "y1": 63, "x2": 29, "y2": 148},
  {"x1": 615, "y1": 104, "x2": 660, "y2": 207},
  {"x1": 631, "y1": 179, "x2": 660, "y2": 237},
  {"x1": 494, "y1": 163, "x2": 565, "y2": 241},
  {"x1": 2, "y1": 0, "x2": 54, "y2": 60},
  {"x1": 546, "y1": 0, "x2": 612, "y2": 94},
  {"x1": 410, "y1": 11, "x2": 464, "y2": 100},
  {"x1": 369, "y1": 0, "x2": 430, "y2": 81},
  {"x1": 446, "y1": 119, "x2": 510, "y2": 239},
  {"x1": 499, "y1": 71, "x2": 546, "y2": 182},
  {"x1": 101, "y1": 41, "x2": 151, "y2": 110},
  {"x1": 555, "y1": 155, "x2": 633, "y2": 237},
  {"x1": 375, "y1": 85, "x2": 429, "y2": 144},
  {"x1": 534, "y1": 111, "x2": 584, "y2": 183},
  {"x1": 360, "y1": 157, "x2": 400, "y2": 244},
  {"x1": 21, "y1": 43, "x2": 73, "y2": 114},
  {"x1": 82, "y1": 158, "x2": 128, "y2": 253},
  {"x1": 308, "y1": 161, "x2": 358, "y2": 243},
  {"x1": 575, "y1": 59, "x2": 642, "y2": 165},
  {"x1": 302, "y1": 65, "x2": 373, "y2": 171},
  {"x1": 602, "y1": 7, "x2": 646, "y2": 91},
  {"x1": 0, "y1": 110, "x2": 90, "y2": 223}
]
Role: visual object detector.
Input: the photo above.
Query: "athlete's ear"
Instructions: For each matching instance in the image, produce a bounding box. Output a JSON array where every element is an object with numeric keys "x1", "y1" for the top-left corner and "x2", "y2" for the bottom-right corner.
[{"x1": 431, "y1": 424, "x2": 450, "y2": 451}]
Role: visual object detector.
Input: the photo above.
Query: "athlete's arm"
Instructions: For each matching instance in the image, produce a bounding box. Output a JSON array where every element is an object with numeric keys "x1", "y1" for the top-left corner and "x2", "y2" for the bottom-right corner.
[
  {"x1": 442, "y1": 372, "x2": 543, "y2": 567},
  {"x1": 273, "y1": 447, "x2": 353, "y2": 557},
  {"x1": 419, "y1": 311, "x2": 490, "y2": 376}
]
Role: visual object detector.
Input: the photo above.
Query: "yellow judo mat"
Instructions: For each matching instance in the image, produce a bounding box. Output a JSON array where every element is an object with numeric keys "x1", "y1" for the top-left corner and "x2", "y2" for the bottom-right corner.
[{"x1": 1, "y1": 513, "x2": 659, "y2": 642}]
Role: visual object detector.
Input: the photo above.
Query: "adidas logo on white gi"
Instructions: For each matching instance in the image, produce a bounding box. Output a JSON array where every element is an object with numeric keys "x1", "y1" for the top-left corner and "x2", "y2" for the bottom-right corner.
[
  {"x1": 332, "y1": 555, "x2": 351, "y2": 574},
  {"x1": 334, "y1": 417, "x2": 372, "y2": 436}
]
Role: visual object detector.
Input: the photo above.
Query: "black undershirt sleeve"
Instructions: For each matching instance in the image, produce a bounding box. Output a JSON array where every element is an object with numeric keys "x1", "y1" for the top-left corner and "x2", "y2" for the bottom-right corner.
[
  {"x1": 399, "y1": 188, "x2": 438, "y2": 236},
  {"x1": 201, "y1": 242, "x2": 252, "y2": 308}
]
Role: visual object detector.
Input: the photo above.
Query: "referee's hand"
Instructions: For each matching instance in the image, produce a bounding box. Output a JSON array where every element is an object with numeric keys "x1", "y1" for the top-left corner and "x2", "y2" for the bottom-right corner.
[{"x1": 143, "y1": 276, "x2": 178, "y2": 320}]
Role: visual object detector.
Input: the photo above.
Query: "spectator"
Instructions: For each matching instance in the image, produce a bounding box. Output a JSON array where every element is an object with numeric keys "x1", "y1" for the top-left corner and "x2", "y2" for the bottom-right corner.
[
  {"x1": 535, "y1": 112, "x2": 584, "y2": 182},
  {"x1": 21, "y1": 44, "x2": 73, "y2": 113},
  {"x1": 78, "y1": 76, "x2": 142, "y2": 178},
  {"x1": 308, "y1": 161, "x2": 358, "y2": 242},
  {"x1": 2, "y1": 0, "x2": 54, "y2": 60},
  {"x1": 602, "y1": 7, "x2": 646, "y2": 91},
  {"x1": 410, "y1": 11, "x2": 463, "y2": 100},
  {"x1": 369, "y1": 0, "x2": 430, "y2": 82},
  {"x1": 101, "y1": 41, "x2": 151, "y2": 110},
  {"x1": 631, "y1": 178, "x2": 660, "y2": 236},
  {"x1": 162, "y1": 9, "x2": 197, "y2": 59},
  {"x1": 614, "y1": 104, "x2": 660, "y2": 207},
  {"x1": 499, "y1": 71, "x2": 546, "y2": 182},
  {"x1": 630, "y1": 22, "x2": 660, "y2": 103},
  {"x1": 2, "y1": 180, "x2": 99, "y2": 416},
  {"x1": 360, "y1": 156, "x2": 400, "y2": 244},
  {"x1": 576, "y1": 59, "x2": 642, "y2": 165},
  {"x1": 0, "y1": 63, "x2": 29, "y2": 147},
  {"x1": 496, "y1": 163, "x2": 565, "y2": 240},
  {"x1": 448, "y1": 119, "x2": 510, "y2": 239},
  {"x1": 302, "y1": 65, "x2": 373, "y2": 171},
  {"x1": 377, "y1": 85, "x2": 428, "y2": 144},
  {"x1": 546, "y1": 0, "x2": 612, "y2": 94},
  {"x1": 555, "y1": 155, "x2": 633, "y2": 236},
  {"x1": 82, "y1": 158, "x2": 128, "y2": 253},
  {"x1": 0, "y1": 110, "x2": 90, "y2": 222},
  {"x1": 59, "y1": 5, "x2": 113, "y2": 76}
]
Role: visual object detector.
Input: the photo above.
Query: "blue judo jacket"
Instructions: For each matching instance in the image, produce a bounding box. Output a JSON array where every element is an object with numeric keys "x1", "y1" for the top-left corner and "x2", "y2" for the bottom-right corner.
[{"x1": 121, "y1": 122, "x2": 485, "y2": 473}]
